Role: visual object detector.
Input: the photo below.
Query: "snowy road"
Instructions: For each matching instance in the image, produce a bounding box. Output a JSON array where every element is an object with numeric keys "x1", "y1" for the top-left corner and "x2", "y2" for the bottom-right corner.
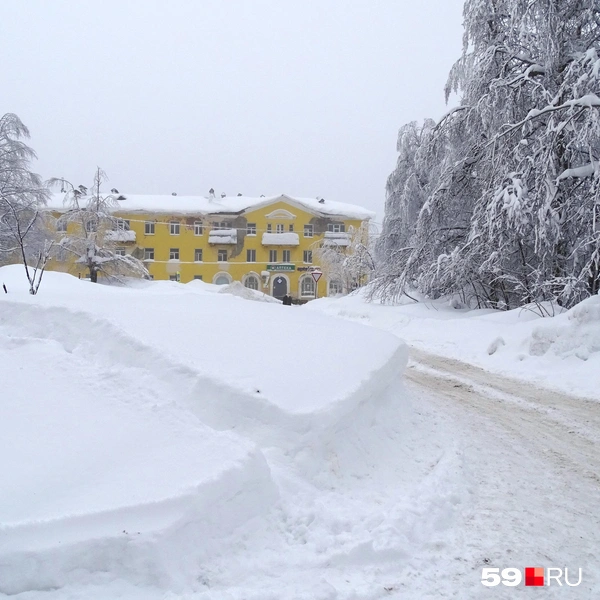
[{"x1": 402, "y1": 349, "x2": 600, "y2": 598}]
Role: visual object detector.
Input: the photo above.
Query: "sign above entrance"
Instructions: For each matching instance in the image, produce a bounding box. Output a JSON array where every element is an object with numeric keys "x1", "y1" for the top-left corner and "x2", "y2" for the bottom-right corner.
[
  {"x1": 311, "y1": 270, "x2": 323, "y2": 282},
  {"x1": 266, "y1": 264, "x2": 295, "y2": 271}
]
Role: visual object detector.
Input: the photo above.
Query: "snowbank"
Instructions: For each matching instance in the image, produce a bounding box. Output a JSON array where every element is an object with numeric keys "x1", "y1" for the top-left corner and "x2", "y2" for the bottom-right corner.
[
  {"x1": 0, "y1": 266, "x2": 410, "y2": 595},
  {"x1": 0, "y1": 309, "x2": 275, "y2": 594},
  {"x1": 217, "y1": 280, "x2": 281, "y2": 303},
  {"x1": 307, "y1": 288, "x2": 600, "y2": 400}
]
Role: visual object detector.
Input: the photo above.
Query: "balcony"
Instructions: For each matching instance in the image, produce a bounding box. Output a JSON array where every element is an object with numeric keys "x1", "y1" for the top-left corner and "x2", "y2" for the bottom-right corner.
[
  {"x1": 261, "y1": 232, "x2": 300, "y2": 246},
  {"x1": 209, "y1": 228, "x2": 238, "y2": 244},
  {"x1": 323, "y1": 231, "x2": 351, "y2": 247},
  {"x1": 105, "y1": 230, "x2": 136, "y2": 243}
]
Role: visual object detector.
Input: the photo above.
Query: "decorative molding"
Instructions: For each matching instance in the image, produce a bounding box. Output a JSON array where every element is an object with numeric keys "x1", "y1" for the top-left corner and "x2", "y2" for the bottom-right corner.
[{"x1": 264, "y1": 208, "x2": 296, "y2": 220}]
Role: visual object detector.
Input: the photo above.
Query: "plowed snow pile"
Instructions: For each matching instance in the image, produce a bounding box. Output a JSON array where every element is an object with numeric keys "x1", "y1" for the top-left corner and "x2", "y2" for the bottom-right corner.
[{"x1": 1, "y1": 267, "x2": 439, "y2": 599}]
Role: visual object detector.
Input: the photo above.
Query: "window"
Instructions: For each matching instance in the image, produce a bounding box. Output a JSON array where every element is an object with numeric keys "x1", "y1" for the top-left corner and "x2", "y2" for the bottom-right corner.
[
  {"x1": 247, "y1": 223, "x2": 256, "y2": 235},
  {"x1": 303, "y1": 250, "x2": 312, "y2": 263},
  {"x1": 170, "y1": 221, "x2": 180, "y2": 235},
  {"x1": 327, "y1": 223, "x2": 345, "y2": 233},
  {"x1": 269, "y1": 250, "x2": 277, "y2": 262},
  {"x1": 329, "y1": 280, "x2": 343, "y2": 296},
  {"x1": 56, "y1": 218, "x2": 67, "y2": 233},
  {"x1": 144, "y1": 248, "x2": 154, "y2": 260},
  {"x1": 289, "y1": 224, "x2": 294, "y2": 232},
  {"x1": 115, "y1": 219, "x2": 130, "y2": 231},
  {"x1": 267, "y1": 223, "x2": 272, "y2": 233},
  {"x1": 169, "y1": 248, "x2": 180, "y2": 260},
  {"x1": 194, "y1": 221, "x2": 203, "y2": 236},
  {"x1": 304, "y1": 224, "x2": 313, "y2": 237},
  {"x1": 194, "y1": 249, "x2": 203, "y2": 262},
  {"x1": 276, "y1": 223, "x2": 284, "y2": 233},
  {"x1": 212, "y1": 221, "x2": 229, "y2": 230},
  {"x1": 244, "y1": 275, "x2": 259, "y2": 290},
  {"x1": 282, "y1": 250, "x2": 291, "y2": 262},
  {"x1": 218, "y1": 249, "x2": 227, "y2": 262},
  {"x1": 115, "y1": 247, "x2": 126, "y2": 256},
  {"x1": 214, "y1": 274, "x2": 231, "y2": 285},
  {"x1": 301, "y1": 276, "x2": 315, "y2": 296},
  {"x1": 247, "y1": 249, "x2": 256, "y2": 262},
  {"x1": 145, "y1": 221, "x2": 155, "y2": 235},
  {"x1": 169, "y1": 274, "x2": 180, "y2": 282},
  {"x1": 86, "y1": 219, "x2": 98, "y2": 233},
  {"x1": 193, "y1": 275, "x2": 203, "y2": 280}
]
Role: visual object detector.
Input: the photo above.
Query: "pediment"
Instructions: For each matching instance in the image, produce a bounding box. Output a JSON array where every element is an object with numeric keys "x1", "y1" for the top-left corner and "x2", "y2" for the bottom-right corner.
[{"x1": 264, "y1": 208, "x2": 297, "y2": 220}]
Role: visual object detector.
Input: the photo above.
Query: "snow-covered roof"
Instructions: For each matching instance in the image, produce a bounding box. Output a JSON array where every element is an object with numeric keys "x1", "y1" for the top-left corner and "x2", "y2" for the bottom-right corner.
[{"x1": 46, "y1": 193, "x2": 374, "y2": 221}]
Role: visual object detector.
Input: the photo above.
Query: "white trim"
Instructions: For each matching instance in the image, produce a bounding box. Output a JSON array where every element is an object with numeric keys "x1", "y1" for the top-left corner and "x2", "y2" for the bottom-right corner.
[
  {"x1": 299, "y1": 274, "x2": 316, "y2": 297},
  {"x1": 264, "y1": 208, "x2": 297, "y2": 220},
  {"x1": 242, "y1": 271, "x2": 261, "y2": 290},
  {"x1": 213, "y1": 271, "x2": 233, "y2": 285}
]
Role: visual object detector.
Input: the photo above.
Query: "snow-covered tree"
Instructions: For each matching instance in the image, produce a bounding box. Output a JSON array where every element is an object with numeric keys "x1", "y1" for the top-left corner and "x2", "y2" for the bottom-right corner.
[
  {"x1": 315, "y1": 222, "x2": 375, "y2": 293},
  {"x1": 50, "y1": 168, "x2": 148, "y2": 283},
  {"x1": 376, "y1": 0, "x2": 600, "y2": 309},
  {"x1": 0, "y1": 113, "x2": 52, "y2": 294}
]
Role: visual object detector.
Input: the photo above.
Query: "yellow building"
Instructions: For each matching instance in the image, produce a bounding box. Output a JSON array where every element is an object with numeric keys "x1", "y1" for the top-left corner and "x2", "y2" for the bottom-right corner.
[{"x1": 48, "y1": 193, "x2": 374, "y2": 300}]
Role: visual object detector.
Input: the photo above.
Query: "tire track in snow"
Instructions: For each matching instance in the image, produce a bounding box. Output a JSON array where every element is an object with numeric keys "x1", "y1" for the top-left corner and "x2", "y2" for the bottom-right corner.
[{"x1": 406, "y1": 348, "x2": 600, "y2": 484}]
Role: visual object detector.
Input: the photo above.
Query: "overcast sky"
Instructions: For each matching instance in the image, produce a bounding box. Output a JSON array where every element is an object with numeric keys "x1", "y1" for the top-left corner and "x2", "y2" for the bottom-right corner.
[{"x1": 2, "y1": 0, "x2": 464, "y2": 222}]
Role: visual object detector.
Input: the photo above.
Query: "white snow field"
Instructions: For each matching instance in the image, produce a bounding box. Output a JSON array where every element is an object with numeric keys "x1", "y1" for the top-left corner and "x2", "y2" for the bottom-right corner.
[
  {"x1": 2, "y1": 267, "x2": 599, "y2": 598},
  {"x1": 307, "y1": 289, "x2": 600, "y2": 401}
]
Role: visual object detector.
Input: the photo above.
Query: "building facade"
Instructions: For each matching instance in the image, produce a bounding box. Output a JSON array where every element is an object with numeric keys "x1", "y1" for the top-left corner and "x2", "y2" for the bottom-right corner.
[{"x1": 48, "y1": 193, "x2": 374, "y2": 300}]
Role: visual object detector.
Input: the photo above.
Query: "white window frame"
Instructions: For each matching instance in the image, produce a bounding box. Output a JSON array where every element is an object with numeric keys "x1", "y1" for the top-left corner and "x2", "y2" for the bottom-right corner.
[
  {"x1": 115, "y1": 219, "x2": 130, "y2": 231},
  {"x1": 282, "y1": 250, "x2": 291, "y2": 263},
  {"x1": 301, "y1": 276, "x2": 315, "y2": 297},
  {"x1": 329, "y1": 280, "x2": 343, "y2": 296},
  {"x1": 267, "y1": 223, "x2": 272, "y2": 233},
  {"x1": 303, "y1": 250, "x2": 313, "y2": 264},
  {"x1": 276, "y1": 223, "x2": 284, "y2": 233},
  {"x1": 86, "y1": 219, "x2": 98, "y2": 233},
  {"x1": 56, "y1": 218, "x2": 67, "y2": 233},
  {"x1": 144, "y1": 248, "x2": 154, "y2": 261},
  {"x1": 115, "y1": 247, "x2": 126, "y2": 256},
  {"x1": 247, "y1": 249, "x2": 256, "y2": 262},
  {"x1": 244, "y1": 275, "x2": 259, "y2": 290},
  {"x1": 145, "y1": 221, "x2": 155, "y2": 235},
  {"x1": 218, "y1": 249, "x2": 228, "y2": 262},
  {"x1": 170, "y1": 221, "x2": 180, "y2": 235},
  {"x1": 304, "y1": 224, "x2": 313, "y2": 238},
  {"x1": 247, "y1": 223, "x2": 257, "y2": 236},
  {"x1": 269, "y1": 249, "x2": 277, "y2": 263},
  {"x1": 194, "y1": 221, "x2": 203, "y2": 236},
  {"x1": 213, "y1": 272, "x2": 232, "y2": 285},
  {"x1": 194, "y1": 249, "x2": 203, "y2": 262},
  {"x1": 169, "y1": 248, "x2": 180, "y2": 260}
]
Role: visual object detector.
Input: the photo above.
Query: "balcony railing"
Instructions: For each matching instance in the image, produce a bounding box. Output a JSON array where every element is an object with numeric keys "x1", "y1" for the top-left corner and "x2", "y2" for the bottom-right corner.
[
  {"x1": 323, "y1": 231, "x2": 351, "y2": 247},
  {"x1": 261, "y1": 232, "x2": 300, "y2": 246},
  {"x1": 105, "y1": 230, "x2": 136, "y2": 243},
  {"x1": 208, "y1": 228, "x2": 238, "y2": 244}
]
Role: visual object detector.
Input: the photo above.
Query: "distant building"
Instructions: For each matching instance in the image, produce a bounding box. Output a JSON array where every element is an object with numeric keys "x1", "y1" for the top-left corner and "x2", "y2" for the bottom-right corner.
[{"x1": 46, "y1": 193, "x2": 374, "y2": 300}]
